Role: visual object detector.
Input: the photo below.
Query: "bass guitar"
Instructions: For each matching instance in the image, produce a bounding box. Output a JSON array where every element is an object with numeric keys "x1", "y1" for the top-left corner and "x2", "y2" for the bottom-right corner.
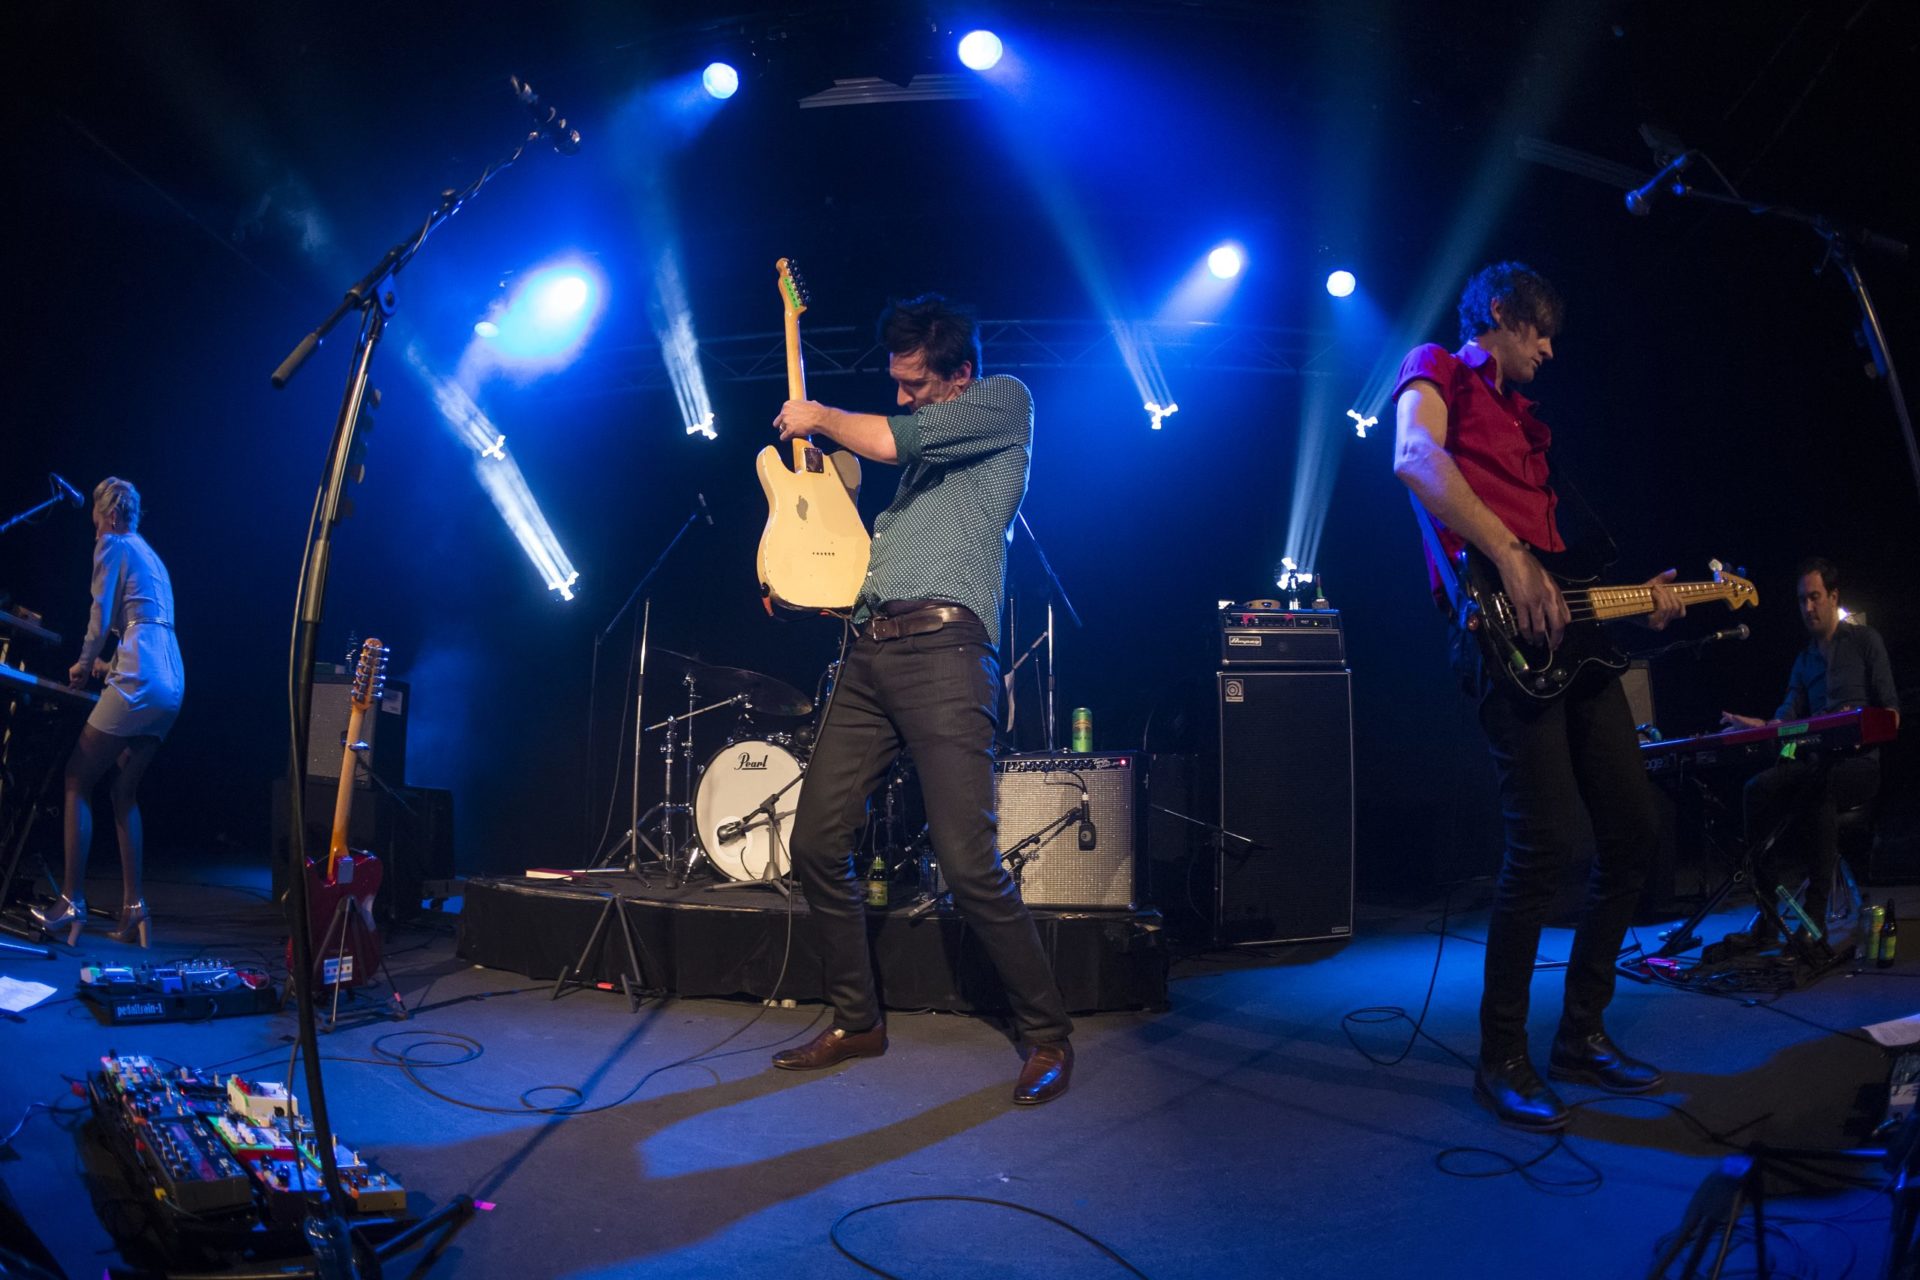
[
  {"x1": 755, "y1": 257, "x2": 870, "y2": 612},
  {"x1": 291, "y1": 637, "x2": 389, "y2": 988},
  {"x1": 1456, "y1": 547, "x2": 1758, "y2": 702}
]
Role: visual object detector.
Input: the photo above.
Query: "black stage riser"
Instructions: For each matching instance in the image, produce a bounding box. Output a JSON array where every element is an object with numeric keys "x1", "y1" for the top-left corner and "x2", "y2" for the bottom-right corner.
[{"x1": 455, "y1": 877, "x2": 1169, "y2": 1014}]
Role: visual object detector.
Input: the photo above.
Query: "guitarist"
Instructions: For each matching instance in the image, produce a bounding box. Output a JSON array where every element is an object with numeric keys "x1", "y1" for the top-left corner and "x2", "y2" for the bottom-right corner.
[
  {"x1": 1392, "y1": 262, "x2": 1684, "y2": 1132},
  {"x1": 767, "y1": 294, "x2": 1075, "y2": 1106}
]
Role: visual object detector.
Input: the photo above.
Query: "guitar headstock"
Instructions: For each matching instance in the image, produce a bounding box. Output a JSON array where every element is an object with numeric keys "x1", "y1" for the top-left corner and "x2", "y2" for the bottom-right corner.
[
  {"x1": 1710, "y1": 560, "x2": 1760, "y2": 611},
  {"x1": 350, "y1": 637, "x2": 390, "y2": 711},
  {"x1": 776, "y1": 258, "x2": 809, "y2": 320}
]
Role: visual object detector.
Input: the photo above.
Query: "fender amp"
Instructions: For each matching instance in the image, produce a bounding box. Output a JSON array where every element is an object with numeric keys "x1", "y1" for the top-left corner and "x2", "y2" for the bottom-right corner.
[{"x1": 995, "y1": 753, "x2": 1140, "y2": 909}]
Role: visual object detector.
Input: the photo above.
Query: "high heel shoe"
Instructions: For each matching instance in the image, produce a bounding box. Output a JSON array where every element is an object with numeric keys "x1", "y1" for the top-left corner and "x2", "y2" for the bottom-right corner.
[
  {"x1": 30, "y1": 894, "x2": 88, "y2": 946},
  {"x1": 111, "y1": 899, "x2": 151, "y2": 948}
]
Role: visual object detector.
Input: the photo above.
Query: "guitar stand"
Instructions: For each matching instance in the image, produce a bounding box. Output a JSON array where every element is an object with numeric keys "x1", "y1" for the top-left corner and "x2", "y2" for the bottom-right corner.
[
  {"x1": 551, "y1": 891, "x2": 657, "y2": 1013},
  {"x1": 311, "y1": 894, "x2": 409, "y2": 1032}
]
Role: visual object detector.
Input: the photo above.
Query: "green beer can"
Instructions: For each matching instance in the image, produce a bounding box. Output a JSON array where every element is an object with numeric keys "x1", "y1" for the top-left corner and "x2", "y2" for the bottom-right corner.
[{"x1": 1071, "y1": 707, "x2": 1093, "y2": 753}]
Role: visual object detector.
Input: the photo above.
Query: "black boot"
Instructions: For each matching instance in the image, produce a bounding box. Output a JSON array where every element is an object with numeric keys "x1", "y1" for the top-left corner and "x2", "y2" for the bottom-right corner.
[
  {"x1": 1474, "y1": 1055, "x2": 1570, "y2": 1132},
  {"x1": 1548, "y1": 1028, "x2": 1665, "y2": 1094}
]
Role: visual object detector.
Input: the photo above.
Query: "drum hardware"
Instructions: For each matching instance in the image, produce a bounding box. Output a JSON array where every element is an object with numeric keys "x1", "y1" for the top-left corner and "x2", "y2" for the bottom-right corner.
[{"x1": 589, "y1": 498, "x2": 712, "y2": 880}]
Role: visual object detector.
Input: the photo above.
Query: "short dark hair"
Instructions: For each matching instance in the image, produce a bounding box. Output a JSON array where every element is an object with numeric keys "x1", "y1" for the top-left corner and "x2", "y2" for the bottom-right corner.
[
  {"x1": 1457, "y1": 261, "x2": 1565, "y2": 347},
  {"x1": 878, "y1": 293, "x2": 983, "y2": 380},
  {"x1": 1796, "y1": 557, "x2": 1841, "y2": 595}
]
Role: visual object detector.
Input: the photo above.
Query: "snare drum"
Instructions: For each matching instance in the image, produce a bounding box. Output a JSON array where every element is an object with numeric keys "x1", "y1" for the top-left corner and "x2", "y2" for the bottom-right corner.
[{"x1": 695, "y1": 738, "x2": 805, "y2": 881}]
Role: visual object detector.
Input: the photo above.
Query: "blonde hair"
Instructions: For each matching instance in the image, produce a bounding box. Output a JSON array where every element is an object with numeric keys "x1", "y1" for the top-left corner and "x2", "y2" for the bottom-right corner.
[{"x1": 93, "y1": 477, "x2": 141, "y2": 533}]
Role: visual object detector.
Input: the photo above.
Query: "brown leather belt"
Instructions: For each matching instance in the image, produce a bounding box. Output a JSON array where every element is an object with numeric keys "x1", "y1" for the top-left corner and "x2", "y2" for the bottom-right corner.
[{"x1": 864, "y1": 603, "x2": 977, "y2": 641}]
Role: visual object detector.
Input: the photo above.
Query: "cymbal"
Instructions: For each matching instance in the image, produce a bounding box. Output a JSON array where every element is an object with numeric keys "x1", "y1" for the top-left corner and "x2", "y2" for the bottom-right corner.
[{"x1": 650, "y1": 649, "x2": 813, "y2": 717}]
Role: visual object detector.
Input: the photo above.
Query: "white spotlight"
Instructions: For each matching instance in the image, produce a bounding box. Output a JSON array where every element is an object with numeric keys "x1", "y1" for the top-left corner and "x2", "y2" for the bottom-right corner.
[
  {"x1": 1145, "y1": 400, "x2": 1180, "y2": 430},
  {"x1": 958, "y1": 30, "x2": 1004, "y2": 71},
  {"x1": 1207, "y1": 245, "x2": 1244, "y2": 280}
]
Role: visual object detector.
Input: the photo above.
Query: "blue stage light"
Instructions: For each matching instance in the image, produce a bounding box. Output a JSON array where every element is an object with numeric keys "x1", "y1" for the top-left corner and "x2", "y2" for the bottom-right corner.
[
  {"x1": 702, "y1": 62, "x2": 739, "y2": 100},
  {"x1": 483, "y1": 259, "x2": 606, "y2": 367},
  {"x1": 473, "y1": 320, "x2": 499, "y2": 339},
  {"x1": 958, "y1": 30, "x2": 1004, "y2": 71},
  {"x1": 1207, "y1": 244, "x2": 1243, "y2": 280},
  {"x1": 1326, "y1": 269, "x2": 1356, "y2": 298}
]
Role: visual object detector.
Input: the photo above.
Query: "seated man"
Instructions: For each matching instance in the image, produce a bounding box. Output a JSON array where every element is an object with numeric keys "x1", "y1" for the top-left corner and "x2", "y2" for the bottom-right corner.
[{"x1": 1722, "y1": 557, "x2": 1900, "y2": 933}]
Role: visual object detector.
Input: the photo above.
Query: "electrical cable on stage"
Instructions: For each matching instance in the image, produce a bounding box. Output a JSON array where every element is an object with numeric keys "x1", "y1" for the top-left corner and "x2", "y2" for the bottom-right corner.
[{"x1": 829, "y1": 1196, "x2": 1151, "y2": 1280}]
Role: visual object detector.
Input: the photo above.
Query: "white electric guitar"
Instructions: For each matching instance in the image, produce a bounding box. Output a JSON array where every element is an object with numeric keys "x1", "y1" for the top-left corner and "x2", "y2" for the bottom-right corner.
[{"x1": 754, "y1": 258, "x2": 870, "y2": 612}]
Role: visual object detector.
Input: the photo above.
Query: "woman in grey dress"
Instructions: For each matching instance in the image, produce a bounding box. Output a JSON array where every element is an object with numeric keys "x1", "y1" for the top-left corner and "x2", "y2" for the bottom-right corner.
[{"x1": 31, "y1": 478, "x2": 184, "y2": 946}]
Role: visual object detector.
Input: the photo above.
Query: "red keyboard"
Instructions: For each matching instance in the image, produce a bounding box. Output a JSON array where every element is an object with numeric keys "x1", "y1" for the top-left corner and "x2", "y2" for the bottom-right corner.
[{"x1": 1641, "y1": 706, "x2": 1898, "y2": 775}]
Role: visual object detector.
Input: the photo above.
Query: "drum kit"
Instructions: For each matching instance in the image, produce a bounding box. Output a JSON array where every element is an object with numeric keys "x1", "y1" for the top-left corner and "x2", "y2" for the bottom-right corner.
[{"x1": 594, "y1": 647, "x2": 930, "y2": 897}]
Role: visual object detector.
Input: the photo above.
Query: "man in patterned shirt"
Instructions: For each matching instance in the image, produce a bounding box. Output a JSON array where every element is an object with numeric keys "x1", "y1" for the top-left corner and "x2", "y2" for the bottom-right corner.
[{"x1": 767, "y1": 294, "x2": 1074, "y2": 1106}]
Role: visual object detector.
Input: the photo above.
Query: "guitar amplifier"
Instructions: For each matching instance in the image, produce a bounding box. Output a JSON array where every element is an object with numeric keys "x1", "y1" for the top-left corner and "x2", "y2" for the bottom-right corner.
[
  {"x1": 306, "y1": 674, "x2": 409, "y2": 787},
  {"x1": 994, "y1": 753, "x2": 1140, "y2": 909},
  {"x1": 1219, "y1": 607, "x2": 1345, "y2": 667}
]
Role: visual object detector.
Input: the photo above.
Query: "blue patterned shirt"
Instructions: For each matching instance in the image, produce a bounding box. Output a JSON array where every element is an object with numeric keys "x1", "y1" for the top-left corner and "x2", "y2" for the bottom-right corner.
[{"x1": 854, "y1": 374, "x2": 1032, "y2": 649}]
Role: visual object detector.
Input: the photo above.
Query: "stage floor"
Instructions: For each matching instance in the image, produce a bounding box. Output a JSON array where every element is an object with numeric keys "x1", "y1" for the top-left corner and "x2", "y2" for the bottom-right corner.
[{"x1": 3, "y1": 857, "x2": 1916, "y2": 1278}]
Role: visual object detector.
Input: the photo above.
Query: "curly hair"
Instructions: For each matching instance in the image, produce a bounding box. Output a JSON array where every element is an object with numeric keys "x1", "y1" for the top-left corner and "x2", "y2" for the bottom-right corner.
[
  {"x1": 877, "y1": 293, "x2": 983, "y2": 380},
  {"x1": 93, "y1": 477, "x2": 141, "y2": 533},
  {"x1": 1457, "y1": 262, "x2": 1565, "y2": 347}
]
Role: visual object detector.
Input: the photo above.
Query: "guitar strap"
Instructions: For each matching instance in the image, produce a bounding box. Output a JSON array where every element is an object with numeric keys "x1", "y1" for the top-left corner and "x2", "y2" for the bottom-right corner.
[{"x1": 1406, "y1": 493, "x2": 1466, "y2": 620}]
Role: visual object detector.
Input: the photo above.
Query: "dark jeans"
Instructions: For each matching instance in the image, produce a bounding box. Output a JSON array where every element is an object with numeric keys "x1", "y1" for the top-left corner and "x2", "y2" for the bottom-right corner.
[
  {"x1": 1456, "y1": 632, "x2": 1658, "y2": 1062},
  {"x1": 788, "y1": 614, "x2": 1073, "y2": 1045},
  {"x1": 1745, "y1": 753, "x2": 1880, "y2": 924}
]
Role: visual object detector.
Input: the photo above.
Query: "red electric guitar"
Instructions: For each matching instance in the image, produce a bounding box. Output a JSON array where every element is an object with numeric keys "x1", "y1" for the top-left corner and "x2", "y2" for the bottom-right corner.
[{"x1": 294, "y1": 637, "x2": 389, "y2": 989}]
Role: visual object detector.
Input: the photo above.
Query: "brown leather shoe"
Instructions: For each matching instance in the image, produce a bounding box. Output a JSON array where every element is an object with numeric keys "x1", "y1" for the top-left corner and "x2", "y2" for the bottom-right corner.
[
  {"x1": 1013, "y1": 1039, "x2": 1073, "y2": 1106},
  {"x1": 771, "y1": 1023, "x2": 887, "y2": 1071}
]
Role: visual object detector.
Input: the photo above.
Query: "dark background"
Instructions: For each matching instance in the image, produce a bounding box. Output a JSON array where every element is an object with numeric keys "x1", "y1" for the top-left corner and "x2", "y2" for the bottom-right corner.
[{"x1": 5, "y1": 0, "x2": 1914, "y2": 891}]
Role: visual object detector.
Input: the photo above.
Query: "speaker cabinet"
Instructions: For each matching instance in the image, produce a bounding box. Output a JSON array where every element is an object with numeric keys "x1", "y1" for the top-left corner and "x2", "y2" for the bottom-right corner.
[
  {"x1": 995, "y1": 753, "x2": 1140, "y2": 909},
  {"x1": 305, "y1": 675, "x2": 409, "y2": 787},
  {"x1": 1217, "y1": 670, "x2": 1354, "y2": 945}
]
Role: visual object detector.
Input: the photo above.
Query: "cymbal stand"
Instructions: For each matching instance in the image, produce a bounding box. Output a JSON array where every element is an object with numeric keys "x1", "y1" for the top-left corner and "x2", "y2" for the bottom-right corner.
[
  {"x1": 642, "y1": 683, "x2": 746, "y2": 885},
  {"x1": 591, "y1": 497, "x2": 708, "y2": 876}
]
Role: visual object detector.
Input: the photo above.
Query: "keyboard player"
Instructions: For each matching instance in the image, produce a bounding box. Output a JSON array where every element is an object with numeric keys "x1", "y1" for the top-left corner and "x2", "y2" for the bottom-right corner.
[{"x1": 1720, "y1": 558, "x2": 1900, "y2": 936}]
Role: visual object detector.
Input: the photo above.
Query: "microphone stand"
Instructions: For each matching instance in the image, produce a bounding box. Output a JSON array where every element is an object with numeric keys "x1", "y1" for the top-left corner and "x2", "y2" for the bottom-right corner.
[
  {"x1": 1660, "y1": 180, "x2": 1917, "y2": 509},
  {"x1": 0, "y1": 479, "x2": 78, "y2": 536},
  {"x1": 1627, "y1": 630, "x2": 1749, "y2": 661},
  {"x1": 703, "y1": 767, "x2": 806, "y2": 897},
  {"x1": 1014, "y1": 512, "x2": 1083, "y2": 752},
  {"x1": 268, "y1": 114, "x2": 550, "y2": 1279},
  {"x1": 589, "y1": 500, "x2": 705, "y2": 874}
]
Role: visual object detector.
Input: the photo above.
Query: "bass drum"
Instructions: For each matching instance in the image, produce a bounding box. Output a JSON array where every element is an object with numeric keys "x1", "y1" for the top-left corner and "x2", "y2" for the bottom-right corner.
[{"x1": 695, "y1": 738, "x2": 805, "y2": 881}]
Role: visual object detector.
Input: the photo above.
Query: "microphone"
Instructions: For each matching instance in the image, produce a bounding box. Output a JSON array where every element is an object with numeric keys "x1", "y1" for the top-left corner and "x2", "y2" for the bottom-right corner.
[
  {"x1": 1625, "y1": 152, "x2": 1691, "y2": 216},
  {"x1": 509, "y1": 76, "x2": 581, "y2": 155},
  {"x1": 696, "y1": 493, "x2": 713, "y2": 526},
  {"x1": 1076, "y1": 789, "x2": 1096, "y2": 851},
  {"x1": 1698, "y1": 623, "x2": 1751, "y2": 646},
  {"x1": 50, "y1": 473, "x2": 85, "y2": 508},
  {"x1": 716, "y1": 820, "x2": 745, "y2": 844}
]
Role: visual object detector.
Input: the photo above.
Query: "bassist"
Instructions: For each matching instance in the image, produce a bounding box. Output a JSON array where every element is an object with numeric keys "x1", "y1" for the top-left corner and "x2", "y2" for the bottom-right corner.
[{"x1": 1392, "y1": 261, "x2": 1684, "y2": 1132}]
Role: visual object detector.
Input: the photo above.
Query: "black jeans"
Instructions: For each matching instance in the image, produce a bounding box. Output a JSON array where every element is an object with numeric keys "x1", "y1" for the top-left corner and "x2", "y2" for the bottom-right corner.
[
  {"x1": 788, "y1": 614, "x2": 1073, "y2": 1045},
  {"x1": 1456, "y1": 631, "x2": 1658, "y2": 1062},
  {"x1": 1745, "y1": 753, "x2": 1880, "y2": 924}
]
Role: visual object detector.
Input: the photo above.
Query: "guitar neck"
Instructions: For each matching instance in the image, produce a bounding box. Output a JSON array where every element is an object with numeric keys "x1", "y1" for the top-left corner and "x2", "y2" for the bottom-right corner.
[
  {"x1": 1563, "y1": 580, "x2": 1742, "y2": 621},
  {"x1": 326, "y1": 703, "x2": 370, "y2": 876},
  {"x1": 784, "y1": 312, "x2": 811, "y2": 468}
]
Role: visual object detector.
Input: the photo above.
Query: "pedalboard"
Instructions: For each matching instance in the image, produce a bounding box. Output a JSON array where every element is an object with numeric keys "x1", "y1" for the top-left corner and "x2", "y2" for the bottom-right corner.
[{"x1": 78, "y1": 958, "x2": 278, "y2": 1024}]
